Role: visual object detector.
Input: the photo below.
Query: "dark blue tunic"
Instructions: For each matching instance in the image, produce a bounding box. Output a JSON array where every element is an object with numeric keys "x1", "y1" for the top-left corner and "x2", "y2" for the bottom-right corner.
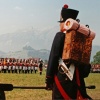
[{"x1": 46, "y1": 31, "x2": 91, "y2": 99}]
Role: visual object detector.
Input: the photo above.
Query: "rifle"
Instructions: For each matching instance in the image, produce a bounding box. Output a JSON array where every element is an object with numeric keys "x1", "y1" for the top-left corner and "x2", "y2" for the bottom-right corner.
[
  {"x1": 0, "y1": 84, "x2": 95, "y2": 91},
  {"x1": 0, "y1": 84, "x2": 46, "y2": 91},
  {"x1": 0, "y1": 83, "x2": 95, "y2": 91},
  {"x1": 0, "y1": 83, "x2": 95, "y2": 100}
]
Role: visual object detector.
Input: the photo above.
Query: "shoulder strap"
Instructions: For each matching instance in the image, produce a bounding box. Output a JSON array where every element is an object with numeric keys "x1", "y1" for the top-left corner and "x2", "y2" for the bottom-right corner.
[
  {"x1": 54, "y1": 75, "x2": 71, "y2": 100},
  {"x1": 76, "y1": 67, "x2": 88, "y2": 100}
]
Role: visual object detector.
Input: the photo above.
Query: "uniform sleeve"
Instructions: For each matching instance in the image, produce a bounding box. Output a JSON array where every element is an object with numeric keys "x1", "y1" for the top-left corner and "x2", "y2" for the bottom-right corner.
[{"x1": 46, "y1": 32, "x2": 65, "y2": 79}]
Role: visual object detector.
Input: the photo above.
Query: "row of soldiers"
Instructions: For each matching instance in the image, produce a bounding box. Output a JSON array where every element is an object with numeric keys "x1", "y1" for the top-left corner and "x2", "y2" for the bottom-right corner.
[
  {"x1": 91, "y1": 64, "x2": 100, "y2": 73},
  {"x1": 0, "y1": 58, "x2": 44, "y2": 75}
]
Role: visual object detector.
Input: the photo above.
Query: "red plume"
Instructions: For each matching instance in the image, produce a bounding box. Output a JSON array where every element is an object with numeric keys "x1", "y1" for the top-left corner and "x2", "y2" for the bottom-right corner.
[{"x1": 63, "y1": 4, "x2": 68, "y2": 8}]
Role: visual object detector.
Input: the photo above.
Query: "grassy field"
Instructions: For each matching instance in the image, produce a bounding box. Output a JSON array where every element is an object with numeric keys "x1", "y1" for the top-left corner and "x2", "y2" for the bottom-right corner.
[
  {"x1": 85, "y1": 73, "x2": 100, "y2": 100},
  {"x1": 0, "y1": 71, "x2": 100, "y2": 100}
]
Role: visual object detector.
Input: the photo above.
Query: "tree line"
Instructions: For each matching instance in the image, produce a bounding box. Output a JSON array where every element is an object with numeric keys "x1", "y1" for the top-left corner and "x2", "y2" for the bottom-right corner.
[{"x1": 91, "y1": 51, "x2": 100, "y2": 64}]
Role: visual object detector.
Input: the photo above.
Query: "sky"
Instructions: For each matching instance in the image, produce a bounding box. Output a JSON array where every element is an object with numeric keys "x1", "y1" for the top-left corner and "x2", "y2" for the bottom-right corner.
[{"x1": 0, "y1": 0, "x2": 99, "y2": 46}]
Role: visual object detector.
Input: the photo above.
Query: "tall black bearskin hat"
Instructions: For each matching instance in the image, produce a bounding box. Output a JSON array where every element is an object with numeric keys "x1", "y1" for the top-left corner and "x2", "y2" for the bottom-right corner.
[{"x1": 58, "y1": 4, "x2": 79, "y2": 23}]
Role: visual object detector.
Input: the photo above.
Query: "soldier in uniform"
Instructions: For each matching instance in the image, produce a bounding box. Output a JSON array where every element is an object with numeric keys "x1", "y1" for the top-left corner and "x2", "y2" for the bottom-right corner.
[
  {"x1": 8, "y1": 62, "x2": 11, "y2": 73},
  {"x1": 19, "y1": 61, "x2": 22, "y2": 74},
  {"x1": 34, "y1": 61, "x2": 38, "y2": 74},
  {"x1": 23, "y1": 63, "x2": 26, "y2": 73},
  {"x1": 12, "y1": 62, "x2": 15, "y2": 73},
  {"x1": 0, "y1": 63, "x2": 3, "y2": 73},
  {"x1": 39, "y1": 60, "x2": 43, "y2": 75},
  {"x1": 3, "y1": 61, "x2": 7, "y2": 73},
  {"x1": 46, "y1": 4, "x2": 92, "y2": 100},
  {"x1": 30, "y1": 63, "x2": 34, "y2": 74},
  {"x1": 27, "y1": 62, "x2": 30, "y2": 74},
  {"x1": 15, "y1": 62, "x2": 18, "y2": 73}
]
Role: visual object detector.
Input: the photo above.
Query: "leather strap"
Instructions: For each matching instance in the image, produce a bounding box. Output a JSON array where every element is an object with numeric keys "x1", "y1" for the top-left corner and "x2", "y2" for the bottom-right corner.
[
  {"x1": 55, "y1": 67, "x2": 88, "y2": 100},
  {"x1": 76, "y1": 67, "x2": 87, "y2": 100},
  {"x1": 54, "y1": 75, "x2": 71, "y2": 100}
]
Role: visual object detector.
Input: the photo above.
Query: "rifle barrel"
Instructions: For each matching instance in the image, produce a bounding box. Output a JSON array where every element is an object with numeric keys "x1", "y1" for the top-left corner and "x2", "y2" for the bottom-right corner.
[
  {"x1": 0, "y1": 83, "x2": 96, "y2": 91},
  {"x1": 13, "y1": 86, "x2": 46, "y2": 89},
  {"x1": 85, "y1": 85, "x2": 96, "y2": 89}
]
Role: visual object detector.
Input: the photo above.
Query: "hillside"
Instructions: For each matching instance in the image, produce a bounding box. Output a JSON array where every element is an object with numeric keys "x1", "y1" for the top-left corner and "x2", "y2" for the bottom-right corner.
[
  {"x1": 0, "y1": 26, "x2": 58, "y2": 52},
  {"x1": 0, "y1": 45, "x2": 100, "y2": 62},
  {"x1": 0, "y1": 45, "x2": 50, "y2": 60},
  {"x1": 0, "y1": 26, "x2": 99, "y2": 61}
]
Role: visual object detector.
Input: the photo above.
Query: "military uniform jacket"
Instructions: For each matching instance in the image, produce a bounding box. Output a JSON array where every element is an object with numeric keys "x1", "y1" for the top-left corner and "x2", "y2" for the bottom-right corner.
[
  {"x1": 46, "y1": 31, "x2": 90, "y2": 99},
  {"x1": 46, "y1": 32, "x2": 65, "y2": 79}
]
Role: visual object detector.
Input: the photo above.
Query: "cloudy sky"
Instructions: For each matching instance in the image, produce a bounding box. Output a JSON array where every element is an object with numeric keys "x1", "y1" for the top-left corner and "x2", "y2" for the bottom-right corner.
[{"x1": 0, "y1": 0, "x2": 99, "y2": 46}]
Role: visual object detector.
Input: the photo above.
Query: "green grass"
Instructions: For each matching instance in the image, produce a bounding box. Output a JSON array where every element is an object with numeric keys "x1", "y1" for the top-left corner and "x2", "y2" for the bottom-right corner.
[
  {"x1": 0, "y1": 71, "x2": 100, "y2": 100},
  {"x1": 85, "y1": 73, "x2": 100, "y2": 100}
]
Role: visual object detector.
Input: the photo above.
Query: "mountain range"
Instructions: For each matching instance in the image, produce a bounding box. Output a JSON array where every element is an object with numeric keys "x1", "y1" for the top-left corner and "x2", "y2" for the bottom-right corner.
[
  {"x1": 0, "y1": 26, "x2": 58, "y2": 52},
  {"x1": 0, "y1": 26, "x2": 100, "y2": 61}
]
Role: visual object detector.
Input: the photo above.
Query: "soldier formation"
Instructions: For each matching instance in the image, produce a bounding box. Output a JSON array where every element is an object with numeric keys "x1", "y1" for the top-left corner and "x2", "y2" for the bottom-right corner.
[
  {"x1": 0, "y1": 58, "x2": 44, "y2": 74},
  {"x1": 91, "y1": 64, "x2": 100, "y2": 73}
]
